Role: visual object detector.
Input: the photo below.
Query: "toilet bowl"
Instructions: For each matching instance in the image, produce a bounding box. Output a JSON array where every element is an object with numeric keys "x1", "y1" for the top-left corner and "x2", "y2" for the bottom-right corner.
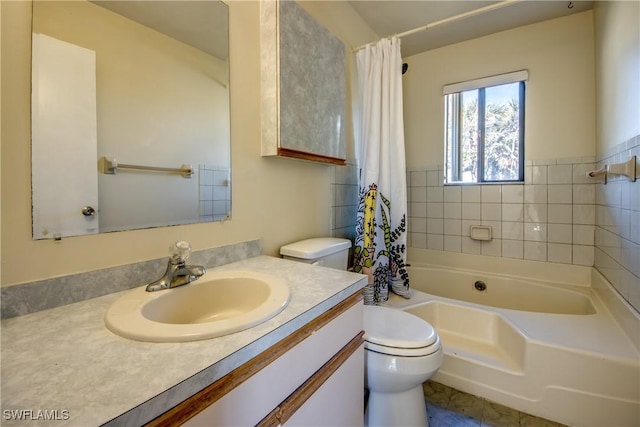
[
  {"x1": 280, "y1": 238, "x2": 442, "y2": 427},
  {"x1": 363, "y1": 305, "x2": 442, "y2": 427}
]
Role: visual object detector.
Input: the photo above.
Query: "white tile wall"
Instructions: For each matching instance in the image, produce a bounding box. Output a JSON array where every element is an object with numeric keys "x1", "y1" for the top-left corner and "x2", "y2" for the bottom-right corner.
[
  {"x1": 199, "y1": 164, "x2": 231, "y2": 222},
  {"x1": 335, "y1": 140, "x2": 640, "y2": 314},
  {"x1": 331, "y1": 160, "x2": 359, "y2": 242},
  {"x1": 408, "y1": 156, "x2": 597, "y2": 266},
  {"x1": 593, "y1": 135, "x2": 640, "y2": 313}
]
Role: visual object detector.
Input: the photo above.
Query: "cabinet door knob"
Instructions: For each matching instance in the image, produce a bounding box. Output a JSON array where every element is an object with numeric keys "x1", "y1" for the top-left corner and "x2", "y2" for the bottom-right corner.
[{"x1": 82, "y1": 206, "x2": 96, "y2": 216}]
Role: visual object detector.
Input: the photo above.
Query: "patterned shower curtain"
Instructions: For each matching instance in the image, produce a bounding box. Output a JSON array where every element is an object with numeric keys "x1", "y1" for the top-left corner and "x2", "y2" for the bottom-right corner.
[{"x1": 353, "y1": 36, "x2": 410, "y2": 305}]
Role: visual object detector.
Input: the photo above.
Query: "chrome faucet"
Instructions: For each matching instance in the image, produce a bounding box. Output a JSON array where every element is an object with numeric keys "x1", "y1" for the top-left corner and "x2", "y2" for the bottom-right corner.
[{"x1": 146, "y1": 241, "x2": 206, "y2": 292}]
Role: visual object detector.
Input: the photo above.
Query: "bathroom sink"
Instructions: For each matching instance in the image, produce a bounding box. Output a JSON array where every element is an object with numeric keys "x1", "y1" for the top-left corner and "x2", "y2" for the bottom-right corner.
[{"x1": 105, "y1": 270, "x2": 290, "y2": 342}]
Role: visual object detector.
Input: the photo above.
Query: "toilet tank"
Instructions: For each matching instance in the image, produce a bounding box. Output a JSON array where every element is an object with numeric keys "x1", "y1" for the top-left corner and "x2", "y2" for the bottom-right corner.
[{"x1": 280, "y1": 238, "x2": 351, "y2": 270}]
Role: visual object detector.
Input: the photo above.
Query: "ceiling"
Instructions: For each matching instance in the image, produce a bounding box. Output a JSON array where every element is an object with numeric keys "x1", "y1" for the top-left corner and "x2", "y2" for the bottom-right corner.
[
  {"x1": 348, "y1": 0, "x2": 594, "y2": 57},
  {"x1": 92, "y1": 1, "x2": 229, "y2": 60},
  {"x1": 89, "y1": 1, "x2": 594, "y2": 63}
]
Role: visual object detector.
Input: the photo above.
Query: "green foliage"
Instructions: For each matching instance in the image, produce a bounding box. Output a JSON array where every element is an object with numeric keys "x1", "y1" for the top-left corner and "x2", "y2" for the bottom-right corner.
[
  {"x1": 460, "y1": 90, "x2": 520, "y2": 181},
  {"x1": 484, "y1": 97, "x2": 520, "y2": 180}
]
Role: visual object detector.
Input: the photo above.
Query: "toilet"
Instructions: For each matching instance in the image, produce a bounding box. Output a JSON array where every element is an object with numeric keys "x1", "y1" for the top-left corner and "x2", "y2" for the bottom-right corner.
[
  {"x1": 280, "y1": 238, "x2": 443, "y2": 427},
  {"x1": 363, "y1": 305, "x2": 442, "y2": 426}
]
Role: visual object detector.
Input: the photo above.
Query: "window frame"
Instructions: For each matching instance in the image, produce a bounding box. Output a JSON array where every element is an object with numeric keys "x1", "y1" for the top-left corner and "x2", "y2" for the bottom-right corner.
[{"x1": 444, "y1": 71, "x2": 527, "y2": 185}]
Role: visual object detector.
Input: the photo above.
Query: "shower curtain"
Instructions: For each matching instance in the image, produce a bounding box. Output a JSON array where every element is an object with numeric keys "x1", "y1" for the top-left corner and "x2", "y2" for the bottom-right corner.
[{"x1": 353, "y1": 36, "x2": 410, "y2": 305}]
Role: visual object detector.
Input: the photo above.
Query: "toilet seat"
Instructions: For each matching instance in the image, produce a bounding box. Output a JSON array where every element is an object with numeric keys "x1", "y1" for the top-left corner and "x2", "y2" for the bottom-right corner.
[
  {"x1": 363, "y1": 305, "x2": 440, "y2": 357},
  {"x1": 364, "y1": 337, "x2": 441, "y2": 357}
]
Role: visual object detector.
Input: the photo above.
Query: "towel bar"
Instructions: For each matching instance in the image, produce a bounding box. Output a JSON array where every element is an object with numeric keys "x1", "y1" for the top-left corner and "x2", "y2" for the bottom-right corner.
[
  {"x1": 586, "y1": 155, "x2": 636, "y2": 185},
  {"x1": 99, "y1": 156, "x2": 193, "y2": 178}
]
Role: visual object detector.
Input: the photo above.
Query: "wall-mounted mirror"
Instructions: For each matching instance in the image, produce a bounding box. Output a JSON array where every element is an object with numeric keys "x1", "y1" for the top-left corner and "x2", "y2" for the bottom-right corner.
[{"x1": 31, "y1": 0, "x2": 230, "y2": 240}]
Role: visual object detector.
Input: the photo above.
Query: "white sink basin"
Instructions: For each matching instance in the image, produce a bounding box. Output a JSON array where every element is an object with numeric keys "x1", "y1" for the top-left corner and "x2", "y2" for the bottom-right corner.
[{"x1": 105, "y1": 270, "x2": 290, "y2": 342}]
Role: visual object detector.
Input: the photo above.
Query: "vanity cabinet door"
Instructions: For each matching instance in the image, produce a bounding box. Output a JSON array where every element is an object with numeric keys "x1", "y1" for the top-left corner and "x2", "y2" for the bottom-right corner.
[
  {"x1": 264, "y1": 341, "x2": 364, "y2": 427},
  {"x1": 149, "y1": 293, "x2": 363, "y2": 427}
]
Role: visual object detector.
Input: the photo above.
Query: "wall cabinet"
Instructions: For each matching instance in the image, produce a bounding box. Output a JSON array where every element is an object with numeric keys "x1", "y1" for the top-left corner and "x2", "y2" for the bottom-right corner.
[
  {"x1": 148, "y1": 293, "x2": 364, "y2": 426},
  {"x1": 260, "y1": 0, "x2": 347, "y2": 165}
]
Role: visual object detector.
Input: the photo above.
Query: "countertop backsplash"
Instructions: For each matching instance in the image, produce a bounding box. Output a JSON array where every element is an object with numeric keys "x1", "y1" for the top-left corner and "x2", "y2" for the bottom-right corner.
[{"x1": 1, "y1": 239, "x2": 262, "y2": 319}]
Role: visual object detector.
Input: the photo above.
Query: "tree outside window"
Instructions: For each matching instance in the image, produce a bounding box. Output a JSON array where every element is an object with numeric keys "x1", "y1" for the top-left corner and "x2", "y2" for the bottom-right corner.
[{"x1": 445, "y1": 80, "x2": 525, "y2": 184}]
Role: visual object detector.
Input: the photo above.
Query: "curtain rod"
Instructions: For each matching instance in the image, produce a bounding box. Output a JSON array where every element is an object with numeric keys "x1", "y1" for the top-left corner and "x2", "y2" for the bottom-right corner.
[{"x1": 352, "y1": 0, "x2": 521, "y2": 52}]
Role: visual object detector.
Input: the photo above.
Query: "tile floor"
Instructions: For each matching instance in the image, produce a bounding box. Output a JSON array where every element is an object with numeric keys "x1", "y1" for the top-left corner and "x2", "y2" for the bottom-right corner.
[{"x1": 423, "y1": 381, "x2": 568, "y2": 427}]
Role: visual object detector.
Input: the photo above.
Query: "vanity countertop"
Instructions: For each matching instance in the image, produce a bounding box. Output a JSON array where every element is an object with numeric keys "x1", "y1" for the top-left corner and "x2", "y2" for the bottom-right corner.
[{"x1": 1, "y1": 255, "x2": 366, "y2": 426}]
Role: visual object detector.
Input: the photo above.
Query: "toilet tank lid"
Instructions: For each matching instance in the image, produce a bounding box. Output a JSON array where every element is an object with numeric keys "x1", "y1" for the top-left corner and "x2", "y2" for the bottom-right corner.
[{"x1": 280, "y1": 238, "x2": 351, "y2": 259}]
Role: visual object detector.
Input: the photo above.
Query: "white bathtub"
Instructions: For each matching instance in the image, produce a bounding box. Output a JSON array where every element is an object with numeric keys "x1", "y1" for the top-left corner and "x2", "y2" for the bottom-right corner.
[{"x1": 384, "y1": 260, "x2": 640, "y2": 427}]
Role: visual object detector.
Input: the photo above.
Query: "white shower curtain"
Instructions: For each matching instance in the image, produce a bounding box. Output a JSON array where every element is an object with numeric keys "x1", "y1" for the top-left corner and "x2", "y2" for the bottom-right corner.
[{"x1": 353, "y1": 37, "x2": 410, "y2": 305}]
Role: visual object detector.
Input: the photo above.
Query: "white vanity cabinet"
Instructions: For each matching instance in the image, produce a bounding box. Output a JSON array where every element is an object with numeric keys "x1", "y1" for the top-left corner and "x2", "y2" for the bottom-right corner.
[
  {"x1": 148, "y1": 293, "x2": 364, "y2": 426},
  {"x1": 272, "y1": 342, "x2": 364, "y2": 427}
]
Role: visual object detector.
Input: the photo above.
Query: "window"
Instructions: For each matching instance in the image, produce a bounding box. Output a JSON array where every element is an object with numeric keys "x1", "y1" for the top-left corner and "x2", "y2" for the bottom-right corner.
[{"x1": 444, "y1": 71, "x2": 527, "y2": 184}]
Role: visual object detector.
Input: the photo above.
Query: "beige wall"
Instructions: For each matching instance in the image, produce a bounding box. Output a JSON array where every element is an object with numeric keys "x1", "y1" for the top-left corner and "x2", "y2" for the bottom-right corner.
[
  {"x1": 594, "y1": 1, "x2": 640, "y2": 153},
  {"x1": 0, "y1": 1, "x2": 377, "y2": 287},
  {"x1": 0, "y1": 0, "x2": 3, "y2": 286},
  {"x1": 403, "y1": 11, "x2": 596, "y2": 168}
]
